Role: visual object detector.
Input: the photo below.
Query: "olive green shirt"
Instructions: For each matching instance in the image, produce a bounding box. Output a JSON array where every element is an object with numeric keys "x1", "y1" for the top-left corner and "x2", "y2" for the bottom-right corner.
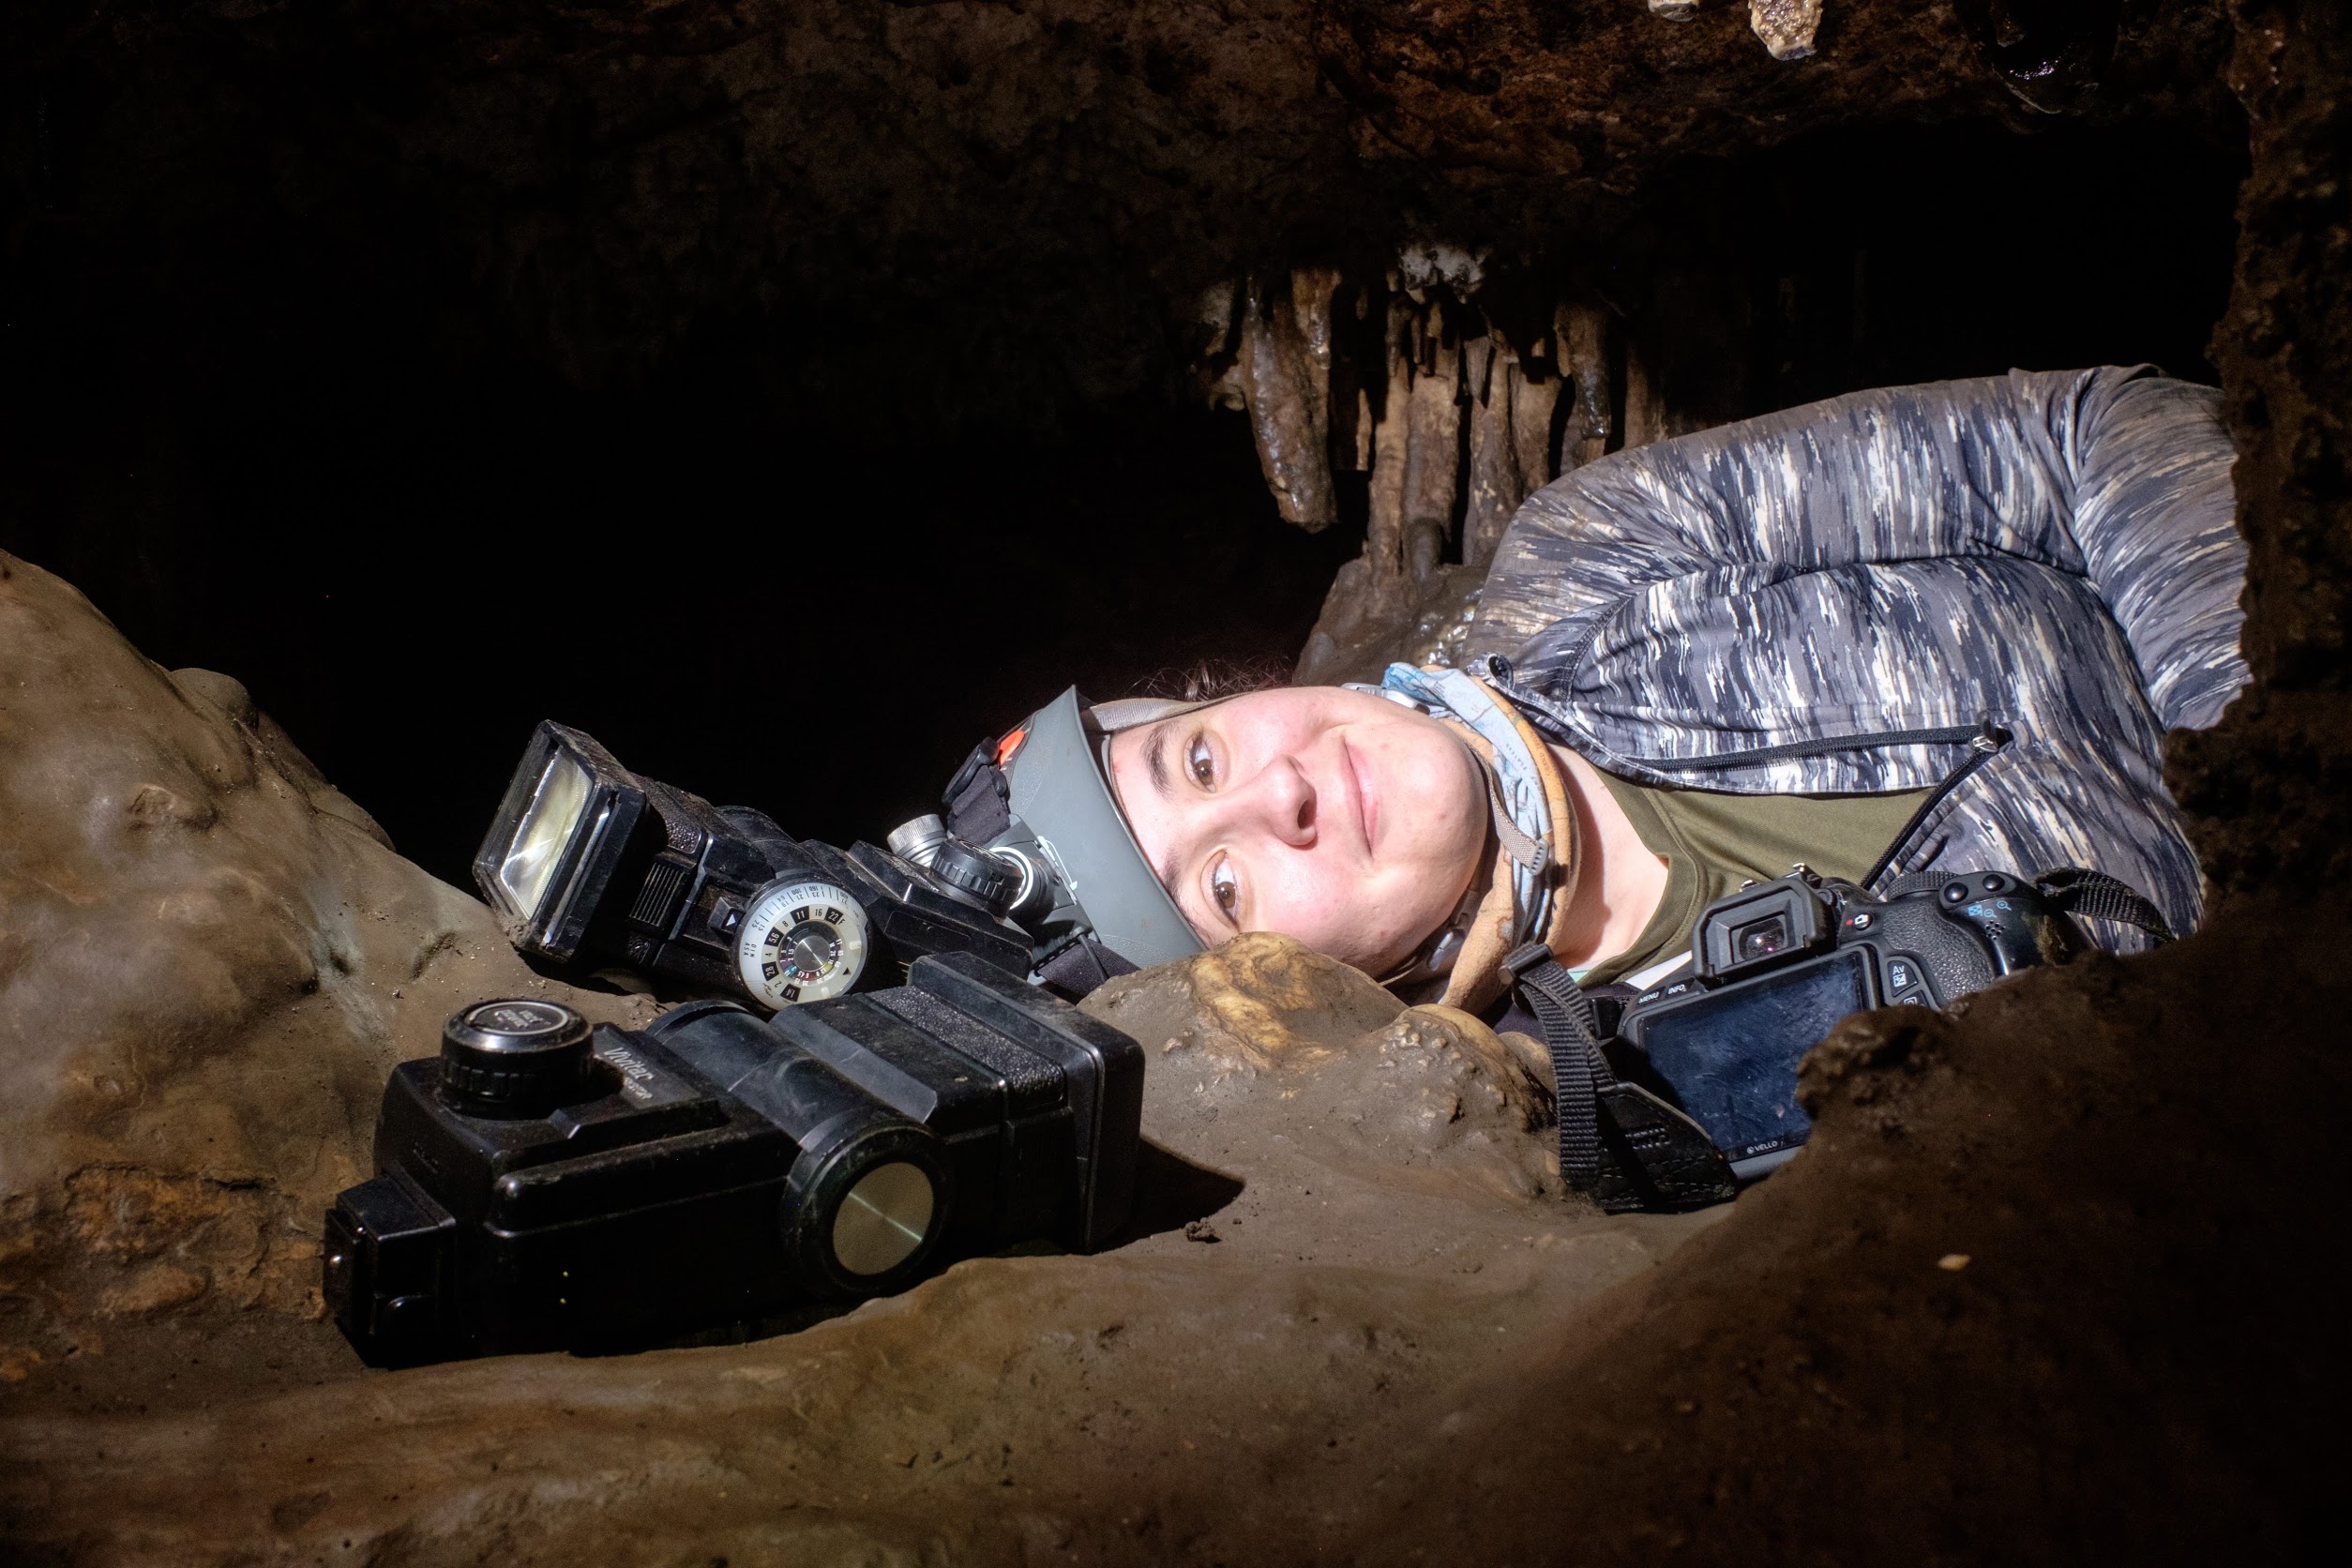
[{"x1": 1578, "y1": 775, "x2": 1934, "y2": 987}]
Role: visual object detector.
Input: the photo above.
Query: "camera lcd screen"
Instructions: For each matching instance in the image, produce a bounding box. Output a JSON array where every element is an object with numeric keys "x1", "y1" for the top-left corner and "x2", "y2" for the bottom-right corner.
[{"x1": 1632, "y1": 948, "x2": 1872, "y2": 1160}]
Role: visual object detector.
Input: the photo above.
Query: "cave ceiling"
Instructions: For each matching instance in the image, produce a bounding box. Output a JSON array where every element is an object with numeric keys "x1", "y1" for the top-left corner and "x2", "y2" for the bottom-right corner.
[{"x1": 9, "y1": 1, "x2": 2239, "y2": 428}]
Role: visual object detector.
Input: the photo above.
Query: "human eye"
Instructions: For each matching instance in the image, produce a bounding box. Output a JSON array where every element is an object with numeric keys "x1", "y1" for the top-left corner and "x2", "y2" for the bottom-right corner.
[
  {"x1": 1206, "y1": 855, "x2": 1240, "y2": 927},
  {"x1": 1185, "y1": 731, "x2": 1216, "y2": 790}
]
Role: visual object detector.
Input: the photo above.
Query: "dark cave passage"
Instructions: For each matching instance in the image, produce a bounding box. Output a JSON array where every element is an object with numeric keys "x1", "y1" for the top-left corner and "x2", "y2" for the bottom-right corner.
[{"x1": 1, "y1": 93, "x2": 2243, "y2": 882}]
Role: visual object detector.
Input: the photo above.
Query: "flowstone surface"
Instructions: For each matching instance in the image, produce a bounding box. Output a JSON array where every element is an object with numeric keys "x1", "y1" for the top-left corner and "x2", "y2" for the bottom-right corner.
[
  {"x1": 0, "y1": 552, "x2": 662, "y2": 1397},
  {"x1": 0, "y1": 550, "x2": 1723, "y2": 1561}
]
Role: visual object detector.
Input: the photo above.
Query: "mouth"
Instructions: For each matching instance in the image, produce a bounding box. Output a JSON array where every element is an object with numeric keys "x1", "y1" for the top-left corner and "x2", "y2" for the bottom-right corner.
[{"x1": 1340, "y1": 735, "x2": 1377, "y2": 858}]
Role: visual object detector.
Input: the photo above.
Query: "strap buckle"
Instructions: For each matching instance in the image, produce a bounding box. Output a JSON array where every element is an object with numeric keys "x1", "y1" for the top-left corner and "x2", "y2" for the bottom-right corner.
[{"x1": 1501, "y1": 941, "x2": 1557, "y2": 983}]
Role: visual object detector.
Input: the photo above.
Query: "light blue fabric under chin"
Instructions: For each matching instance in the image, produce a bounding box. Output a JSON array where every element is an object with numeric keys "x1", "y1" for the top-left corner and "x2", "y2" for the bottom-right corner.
[{"x1": 1346, "y1": 663, "x2": 1557, "y2": 953}]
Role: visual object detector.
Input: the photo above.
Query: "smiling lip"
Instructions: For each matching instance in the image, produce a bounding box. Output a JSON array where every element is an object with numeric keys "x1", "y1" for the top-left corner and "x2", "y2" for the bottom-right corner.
[{"x1": 1340, "y1": 736, "x2": 1377, "y2": 858}]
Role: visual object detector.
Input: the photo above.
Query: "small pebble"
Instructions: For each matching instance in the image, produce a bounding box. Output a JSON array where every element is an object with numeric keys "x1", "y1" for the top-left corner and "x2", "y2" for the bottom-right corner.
[{"x1": 1937, "y1": 1253, "x2": 1971, "y2": 1272}]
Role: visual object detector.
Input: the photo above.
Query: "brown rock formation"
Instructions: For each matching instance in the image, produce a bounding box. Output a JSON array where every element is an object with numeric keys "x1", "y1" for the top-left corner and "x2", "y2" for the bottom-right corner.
[
  {"x1": 0, "y1": 605, "x2": 1722, "y2": 1551},
  {"x1": 0, "y1": 554, "x2": 655, "y2": 1387}
]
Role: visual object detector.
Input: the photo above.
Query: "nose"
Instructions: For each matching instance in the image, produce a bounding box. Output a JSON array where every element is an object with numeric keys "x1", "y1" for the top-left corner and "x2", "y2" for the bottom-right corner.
[{"x1": 1225, "y1": 755, "x2": 1316, "y2": 850}]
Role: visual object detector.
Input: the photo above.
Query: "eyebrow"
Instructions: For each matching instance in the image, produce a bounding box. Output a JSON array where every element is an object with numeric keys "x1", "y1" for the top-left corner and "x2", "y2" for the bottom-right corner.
[
  {"x1": 1140, "y1": 725, "x2": 1195, "y2": 917},
  {"x1": 1145, "y1": 724, "x2": 1172, "y2": 798}
]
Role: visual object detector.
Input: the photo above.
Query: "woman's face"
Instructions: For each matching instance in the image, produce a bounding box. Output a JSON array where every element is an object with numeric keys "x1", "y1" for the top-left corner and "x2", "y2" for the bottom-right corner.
[{"x1": 1106, "y1": 686, "x2": 1489, "y2": 974}]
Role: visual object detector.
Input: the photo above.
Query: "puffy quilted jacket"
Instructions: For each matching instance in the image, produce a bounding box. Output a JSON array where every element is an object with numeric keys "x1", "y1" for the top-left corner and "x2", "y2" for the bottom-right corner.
[{"x1": 1462, "y1": 366, "x2": 2248, "y2": 945}]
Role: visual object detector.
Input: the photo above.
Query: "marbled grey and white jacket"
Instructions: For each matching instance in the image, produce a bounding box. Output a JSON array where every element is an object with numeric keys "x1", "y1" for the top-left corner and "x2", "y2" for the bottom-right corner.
[{"x1": 1464, "y1": 366, "x2": 2248, "y2": 945}]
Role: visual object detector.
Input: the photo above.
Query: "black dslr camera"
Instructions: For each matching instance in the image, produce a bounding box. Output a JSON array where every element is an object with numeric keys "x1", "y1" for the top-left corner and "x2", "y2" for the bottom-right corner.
[
  {"x1": 324, "y1": 951, "x2": 1144, "y2": 1365},
  {"x1": 475, "y1": 721, "x2": 1038, "y2": 1010},
  {"x1": 1614, "y1": 869, "x2": 2084, "y2": 1181}
]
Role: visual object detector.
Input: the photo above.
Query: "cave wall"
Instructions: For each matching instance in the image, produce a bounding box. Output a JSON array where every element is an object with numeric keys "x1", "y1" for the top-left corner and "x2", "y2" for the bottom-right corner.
[{"x1": 2169, "y1": 0, "x2": 2352, "y2": 899}]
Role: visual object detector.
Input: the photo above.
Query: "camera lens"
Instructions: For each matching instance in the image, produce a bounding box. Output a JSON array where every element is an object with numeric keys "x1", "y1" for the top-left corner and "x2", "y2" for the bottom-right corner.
[{"x1": 1733, "y1": 914, "x2": 1791, "y2": 960}]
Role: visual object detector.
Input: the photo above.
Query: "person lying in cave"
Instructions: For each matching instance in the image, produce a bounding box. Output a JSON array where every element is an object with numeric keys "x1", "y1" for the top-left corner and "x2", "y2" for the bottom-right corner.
[{"x1": 953, "y1": 365, "x2": 2247, "y2": 1019}]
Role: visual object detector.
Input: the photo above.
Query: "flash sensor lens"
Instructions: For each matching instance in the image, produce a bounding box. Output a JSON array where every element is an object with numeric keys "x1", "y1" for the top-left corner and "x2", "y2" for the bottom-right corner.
[
  {"x1": 494, "y1": 754, "x2": 591, "y2": 920},
  {"x1": 829, "y1": 1161, "x2": 936, "y2": 1277}
]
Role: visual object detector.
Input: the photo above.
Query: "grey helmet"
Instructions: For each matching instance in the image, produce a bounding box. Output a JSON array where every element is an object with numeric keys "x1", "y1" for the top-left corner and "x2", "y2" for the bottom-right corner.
[{"x1": 895, "y1": 687, "x2": 1207, "y2": 992}]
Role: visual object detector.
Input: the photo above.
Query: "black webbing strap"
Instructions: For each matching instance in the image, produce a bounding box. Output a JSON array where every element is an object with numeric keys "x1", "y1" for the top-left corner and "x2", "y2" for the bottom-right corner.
[
  {"x1": 2034, "y1": 867, "x2": 2177, "y2": 944},
  {"x1": 942, "y1": 740, "x2": 1012, "y2": 844},
  {"x1": 1503, "y1": 942, "x2": 1739, "y2": 1214},
  {"x1": 1033, "y1": 936, "x2": 1138, "y2": 1001},
  {"x1": 1503, "y1": 941, "x2": 1614, "y2": 1191}
]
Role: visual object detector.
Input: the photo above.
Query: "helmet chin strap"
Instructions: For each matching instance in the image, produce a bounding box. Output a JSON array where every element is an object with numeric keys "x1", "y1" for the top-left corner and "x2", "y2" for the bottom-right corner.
[
  {"x1": 1377, "y1": 829, "x2": 1493, "y2": 989},
  {"x1": 1377, "y1": 749, "x2": 1555, "y2": 988}
]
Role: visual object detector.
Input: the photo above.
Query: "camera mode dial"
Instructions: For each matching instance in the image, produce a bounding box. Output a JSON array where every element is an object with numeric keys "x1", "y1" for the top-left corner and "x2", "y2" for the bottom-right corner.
[
  {"x1": 737, "y1": 878, "x2": 871, "y2": 1008},
  {"x1": 440, "y1": 999, "x2": 595, "y2": 1119}
]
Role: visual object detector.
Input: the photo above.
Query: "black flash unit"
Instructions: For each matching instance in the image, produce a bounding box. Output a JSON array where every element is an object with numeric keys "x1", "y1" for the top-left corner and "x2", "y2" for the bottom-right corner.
[
  {"x1": 324, "y1": 953, "x2": 1147, "y2": 1365},
  {"x1": 472, "y1": 721, "x2": 1031, "y2": 1009}
]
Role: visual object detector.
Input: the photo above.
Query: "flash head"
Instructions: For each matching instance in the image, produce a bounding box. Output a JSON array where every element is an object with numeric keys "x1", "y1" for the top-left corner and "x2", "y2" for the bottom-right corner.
[{"x1": 474, "y1": 723, "x2": 649, "y2": 963}]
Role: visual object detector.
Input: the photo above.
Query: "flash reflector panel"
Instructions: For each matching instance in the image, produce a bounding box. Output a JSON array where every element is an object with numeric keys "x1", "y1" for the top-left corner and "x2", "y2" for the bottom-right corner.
[
  {"x1": 472, "y1": 722, "x2": 649, "y2": 963},
  {"x1": 492, "y1": 752, "x2": 592, "y2": 922}
]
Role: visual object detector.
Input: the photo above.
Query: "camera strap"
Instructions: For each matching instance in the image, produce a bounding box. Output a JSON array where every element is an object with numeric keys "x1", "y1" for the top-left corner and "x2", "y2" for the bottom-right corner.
[
  {"x1": 1501, "y1": 942, "x2": 1737, "y2": 1214},
  {"x1": 942, "y1": 741, "x2": 1014, "y2": 844},
  {"x1": 1033, "y1": 934, "x2": 1138, "y2": 1000},
  {"x1": 2032, "y1": 867, "x2": 2177, "y2": 943}
]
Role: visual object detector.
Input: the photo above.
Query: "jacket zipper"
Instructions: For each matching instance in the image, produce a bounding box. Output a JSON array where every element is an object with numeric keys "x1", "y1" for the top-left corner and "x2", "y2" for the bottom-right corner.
[
  {"x1": 1862, "y1": 721, "x2": 2013, "y2": 888},
  {"x1": 1479, "y1": 653, "x2": 2014, "y2": 890}
]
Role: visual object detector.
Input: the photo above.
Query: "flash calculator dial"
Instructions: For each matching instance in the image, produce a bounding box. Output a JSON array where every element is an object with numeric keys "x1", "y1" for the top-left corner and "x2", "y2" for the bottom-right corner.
[{"x1": 736, "y1": 879, "x2": 871, "y2": 1007}]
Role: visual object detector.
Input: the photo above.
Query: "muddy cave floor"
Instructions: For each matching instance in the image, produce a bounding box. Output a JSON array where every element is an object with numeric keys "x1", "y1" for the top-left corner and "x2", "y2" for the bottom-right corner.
[{"x1": 0, "y1": 548, "x2": 2347, "y2": 1565}]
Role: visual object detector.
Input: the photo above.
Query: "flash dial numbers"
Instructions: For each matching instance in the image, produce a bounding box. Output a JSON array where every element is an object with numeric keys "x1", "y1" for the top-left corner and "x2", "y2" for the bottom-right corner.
[{"x1": 735, "y1": 880, "x2": 870, "y2": 1007}]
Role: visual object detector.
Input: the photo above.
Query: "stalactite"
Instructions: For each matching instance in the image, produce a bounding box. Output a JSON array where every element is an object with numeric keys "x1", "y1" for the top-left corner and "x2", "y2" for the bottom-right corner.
[
  {"x1": 1195, "y1": 281, "x2": 1244, "y2": 411},
  {"x1": 1621, "y1": 342, "x2": 1667, "y2": 451},
  {"x1": 1294, "y1": 267, "x2": 1340, "y2": 386},
  {"x1": 1364, "y1": 294, "x2": 1414, "y2": 579},
  {"x1": 1509, "y1": 354, "x2": 1561, "y2": 500},
  {"x1": 1289, "y1": 279, "x2": 1635, "y2": 684},
  {"x1": 1751, "y1": 0, "x2": 1824, "y2": 60},
  {"x1": 1464, "y1": 339, "x2": 1521, "y2": 571},
  {"x1": 1557, "y1": 302, "x2": 1613, "y2": 470},
  {"x1": 1401, "y1": 301, "x2": 1462, "y2": 574},
  {"x1": 1236, "y1": 271, "x2": 1339, "y2": 531}
]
